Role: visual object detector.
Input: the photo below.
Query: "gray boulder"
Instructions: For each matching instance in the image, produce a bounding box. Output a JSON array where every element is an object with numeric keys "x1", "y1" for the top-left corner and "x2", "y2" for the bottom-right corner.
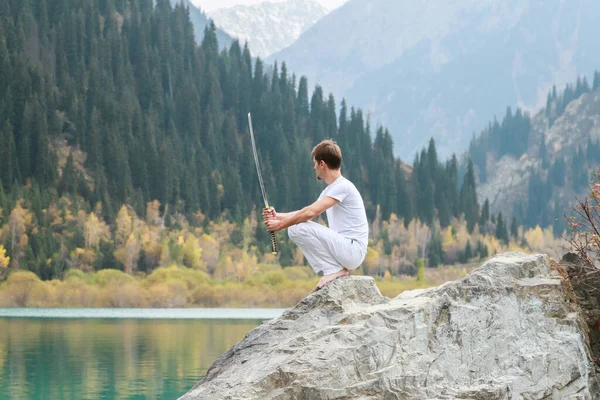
[{"x1": 180, "y1": 253, "x2": 600, "y2": 399}]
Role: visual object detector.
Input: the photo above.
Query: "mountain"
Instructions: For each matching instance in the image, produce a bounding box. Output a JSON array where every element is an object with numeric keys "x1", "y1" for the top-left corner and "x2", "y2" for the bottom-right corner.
[
  {"x1": 269, "y1": 0, "x2": 600, "y2": 160},
  {"x1": 207, "y1": 0, "x2": 327, "y2": 58},
  {"x1": 170, "y1": 0, "x2": 233, "y2": 48},
  {"x1": 472, "y1": 73, "x2": 600, "y2": 233}
]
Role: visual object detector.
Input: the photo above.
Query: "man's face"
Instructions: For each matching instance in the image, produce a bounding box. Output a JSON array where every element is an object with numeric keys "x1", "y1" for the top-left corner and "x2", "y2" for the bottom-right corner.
[{"x1": 313, "y1": 157, "x2": 324, "y2": 180}]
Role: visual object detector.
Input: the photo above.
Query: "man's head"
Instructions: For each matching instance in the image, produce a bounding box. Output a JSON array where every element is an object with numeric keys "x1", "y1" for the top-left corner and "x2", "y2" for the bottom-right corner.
[{"x1": 312, "y1": 139, "x2": 342, "y2": 180}]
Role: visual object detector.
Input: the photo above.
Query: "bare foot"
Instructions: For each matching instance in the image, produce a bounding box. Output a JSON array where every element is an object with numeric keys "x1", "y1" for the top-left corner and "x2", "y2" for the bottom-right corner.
[{"x1": 316, "y1": 268, "x2": 349, "y2": 290}]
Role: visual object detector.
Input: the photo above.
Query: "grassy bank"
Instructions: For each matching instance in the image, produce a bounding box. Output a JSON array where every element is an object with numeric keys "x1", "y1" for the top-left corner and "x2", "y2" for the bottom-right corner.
[{"x1": 0, "y1": 263, "x2": 474, "y2": 308}]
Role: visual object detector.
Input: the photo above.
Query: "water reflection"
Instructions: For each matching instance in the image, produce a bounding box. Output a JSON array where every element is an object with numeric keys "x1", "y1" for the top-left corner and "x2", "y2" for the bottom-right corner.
[{"x1": 0, "y1": 318, "x2": 262, "y2": 399}]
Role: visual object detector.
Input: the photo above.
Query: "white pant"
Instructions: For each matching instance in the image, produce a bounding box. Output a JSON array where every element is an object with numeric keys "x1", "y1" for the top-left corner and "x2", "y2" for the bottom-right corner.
[{"x1": 287, "y1": 221, "x2": 367, "y2": 276}]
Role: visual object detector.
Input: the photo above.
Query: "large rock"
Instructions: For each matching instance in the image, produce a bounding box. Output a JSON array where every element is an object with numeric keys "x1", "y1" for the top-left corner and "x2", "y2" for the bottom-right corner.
[{"x1": 180, "y1": 253, "x2": 600, "y2": 399}]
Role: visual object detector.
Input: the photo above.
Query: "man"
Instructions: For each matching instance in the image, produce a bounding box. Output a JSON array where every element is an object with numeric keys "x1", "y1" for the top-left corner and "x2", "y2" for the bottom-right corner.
[{"x1": 263, "y1": 139, "x2": 368, "y2": 289}]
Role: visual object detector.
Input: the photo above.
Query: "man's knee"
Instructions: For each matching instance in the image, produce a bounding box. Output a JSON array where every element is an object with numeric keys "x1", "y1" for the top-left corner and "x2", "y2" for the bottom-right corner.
[{"x1": 287, "y1": 222, "x2": 308, "y2": 241}]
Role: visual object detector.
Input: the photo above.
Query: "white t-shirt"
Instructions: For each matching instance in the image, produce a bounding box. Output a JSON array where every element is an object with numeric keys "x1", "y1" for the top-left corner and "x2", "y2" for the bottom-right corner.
[{"x1": 318, "y1": 176, "x2": 369, "y2": 248}]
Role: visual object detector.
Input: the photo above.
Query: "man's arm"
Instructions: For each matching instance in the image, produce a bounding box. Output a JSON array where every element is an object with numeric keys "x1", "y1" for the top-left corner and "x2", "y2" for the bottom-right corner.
[
  {"x1": 274, "y1": 211, "x2": 298, "y2": 220},
  {"x1": 265, "y1": 196, "x2": 338, "y2": 232}
]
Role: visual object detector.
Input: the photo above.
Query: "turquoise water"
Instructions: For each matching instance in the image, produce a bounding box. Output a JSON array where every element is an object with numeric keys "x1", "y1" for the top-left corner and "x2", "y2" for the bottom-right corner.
[{"x1": 0, "y1": 308, "x2": 285, "y2": 400}]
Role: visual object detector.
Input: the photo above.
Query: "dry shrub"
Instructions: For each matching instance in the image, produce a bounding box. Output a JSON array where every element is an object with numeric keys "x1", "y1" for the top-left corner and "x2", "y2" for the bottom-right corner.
[
  {"x1": 58, "y1": 279, "x2": 98, "y2": 307},
  {"x1": 27, "y1": 282, "x2": 59, "y2": 307},
  {"x1": 98, "y1": 281, "x2": 147, "y2": 307},
  {"x1": 261, "y1": 271, "x2": 287, "y2": 286},
  {"x1": 565, "y1": 168, "x2": 600, "y2": 293},
  {"x1": 191, "y1": 283, "x2": 217, "y2": 307},
  {"x1": 94, "y1": 269, "x2": 135, "y2": 287},
  {"x1": 147, "y1": 280, "x2": 188, "y2": 308},
  {"x1": 257, "y1": 263, "x2": 283, "y2": 273},
  {"x1": 144, "y1": 266, "x2": 210, "y2": 291},
  {"x1": 147, "y1": 283, "x2": 171, "y2": 308},
  {"x1": 1, "y1": 271, "x2": 40, "y2": 306}
]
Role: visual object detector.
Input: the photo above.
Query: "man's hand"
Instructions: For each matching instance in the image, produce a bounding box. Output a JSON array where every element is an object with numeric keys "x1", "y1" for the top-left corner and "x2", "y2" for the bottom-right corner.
[
  {"x1": 265, "y1": 219, "x2": 283, "y2": 232},
  {"x1": 263, "y1": 207, "x2": 276, "y2": 222}
]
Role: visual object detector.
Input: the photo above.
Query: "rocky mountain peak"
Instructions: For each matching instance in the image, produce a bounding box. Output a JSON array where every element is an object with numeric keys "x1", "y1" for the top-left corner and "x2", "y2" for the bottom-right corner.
[{"x1": 207, "y1": 0, "x2": 328, "y2": 58}]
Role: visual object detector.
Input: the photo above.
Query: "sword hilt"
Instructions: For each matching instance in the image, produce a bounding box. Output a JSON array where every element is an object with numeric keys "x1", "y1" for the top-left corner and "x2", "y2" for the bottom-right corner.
[
  {"x1": 269, "y1": 231, "x2": 278, "y2": 255},
  {"x1": 264, "y1": 206, "x2": 278, "y2": 255}
]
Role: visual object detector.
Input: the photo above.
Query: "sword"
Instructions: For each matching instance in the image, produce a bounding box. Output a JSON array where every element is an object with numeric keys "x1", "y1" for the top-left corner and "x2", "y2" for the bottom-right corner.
[{"x1": 247, "y1": 113, "x2": 278, "y2": 255}]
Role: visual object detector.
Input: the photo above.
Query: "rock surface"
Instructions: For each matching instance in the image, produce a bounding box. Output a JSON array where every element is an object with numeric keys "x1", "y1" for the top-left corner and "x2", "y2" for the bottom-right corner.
[{"x1": 180, "y1": 253, "x2": 600, "y2": 399}]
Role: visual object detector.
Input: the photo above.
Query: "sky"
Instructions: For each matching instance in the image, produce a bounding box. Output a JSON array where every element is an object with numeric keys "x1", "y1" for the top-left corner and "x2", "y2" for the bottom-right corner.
[{"x1": 193, "y1": 0, "x2": 348, "y2": 12}]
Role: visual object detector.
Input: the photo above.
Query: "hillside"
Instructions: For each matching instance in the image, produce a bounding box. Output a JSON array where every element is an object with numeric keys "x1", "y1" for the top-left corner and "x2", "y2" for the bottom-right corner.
[{"x1": 472, "y1": 74, "x2": 600, "y2": 233}]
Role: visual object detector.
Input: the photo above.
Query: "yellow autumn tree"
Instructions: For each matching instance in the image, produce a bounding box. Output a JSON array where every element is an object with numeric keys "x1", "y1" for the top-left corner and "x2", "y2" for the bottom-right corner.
[
  {"x1": 114, "y1": 234, "x2": 141, "y2": 274},
  {"x1": 524, "y1": 226, "x2": 544, "y2": 250},
  {"x1": 242, "y1": 206, "x2": 257, "y2": 252},
  {"x1": 8, "y1": 201, "x2": 32, "y2": 252},
  {"x1": 214, "y1": 256, "x2": 235, "y2": 280},
  {"x1": 441, "y1": 226, "x2": 458, "y2": 263},
  {"x1": 183, "y1": 233, "x2": 205, "y2": 271},
  {"x1": 198, "y1": 234, "x2": 220, "y2": 274},
  {"x1": 208, "y1": 220, "x2": 236, "y2": 245},
  {"x1": 69, "y1": 248, "x2": 96, "y2": 272},
  {"x1": 8, "y1": 201, "x2": 33, "y2": 269},
  {"x1": 84, "y1": 212, "x2": 109, "y2": 249},
  {"x1": 115, "y1": 205, "x2": 133, "y2": 246},
  {"x1": 233, "y1": 252, "x2": 258, "y2": 282},
  {"x1": 409, "y1": 219, "x2": 430, "y2": 260},
  {"x1": 140, "y1": 223, "x2": 162, "y2": 270},
  {"x1": 146, "y1": 200, "x2": 162, "y2": 226},
  {"x1": 0, "y1": 245, "x2": 10, "y2": 269},
  {"x1": 364, "y1": 247, "x2": 380, "y2": 275}
]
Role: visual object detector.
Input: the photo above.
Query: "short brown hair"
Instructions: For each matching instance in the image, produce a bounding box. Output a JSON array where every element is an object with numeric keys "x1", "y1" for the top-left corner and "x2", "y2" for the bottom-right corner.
[{"x1": 312, "y1": 139, "x2": 342, "y2": 170}]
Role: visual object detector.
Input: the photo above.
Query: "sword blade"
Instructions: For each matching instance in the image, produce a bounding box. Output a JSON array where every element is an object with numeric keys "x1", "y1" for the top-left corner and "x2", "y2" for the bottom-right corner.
[
  {"x1": 247, "y1": 113, "x2": 269, "y2": 208},
  {"x1": 248, "y1": 113, "x2": 279, "y2": 255}
]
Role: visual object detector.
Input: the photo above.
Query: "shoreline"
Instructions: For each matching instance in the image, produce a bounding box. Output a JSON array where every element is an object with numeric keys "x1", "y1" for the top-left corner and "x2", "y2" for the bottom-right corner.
[{"x1": 0, "y1": 307, "x2": 286, "y2": 320}]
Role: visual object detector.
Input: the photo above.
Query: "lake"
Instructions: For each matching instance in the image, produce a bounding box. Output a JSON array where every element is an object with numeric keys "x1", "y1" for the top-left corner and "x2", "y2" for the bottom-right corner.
[{"x1": 0, "y1": 308, "x2": 286, "y2": 400}]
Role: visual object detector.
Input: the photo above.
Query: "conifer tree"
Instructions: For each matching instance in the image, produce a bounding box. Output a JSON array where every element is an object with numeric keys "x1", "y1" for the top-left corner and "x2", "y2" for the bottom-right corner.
[{"x1": 460, "y1": 159, "x2": 479, "y2": 232}]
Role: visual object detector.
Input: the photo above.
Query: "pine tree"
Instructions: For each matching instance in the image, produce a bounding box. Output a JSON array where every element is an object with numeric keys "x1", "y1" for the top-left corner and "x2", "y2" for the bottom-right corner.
[
  {"x1": 594, "y1": 71, "x2": 600, "y2": 91},
  {"x1": 495, "y1": 213, "x2": 509, "y2": 244},
  {"x1": 59, "y1": 153, "x2": 78, "y2": 195},
  {"x1": 464, "y1": 241, "x2": 472, "y2": 261},
  {"x1": 510, "y1": 216, "x2": 518, "y2": 239},
  {"x1": 0, "y1": 119, "x2": 19, "y2": 188},
  {"x1": 427, "y1": 229, "x2": 444, "y2": 267},
  {"x1": 460, "y1": 159, "x2": 479, "y2": 232},
  {"x1": 480, "y1": 198, "x2": 490, "y2": 227},
  {"x1": 296, "y1": 76, "x2": 309, "y2": 118}
]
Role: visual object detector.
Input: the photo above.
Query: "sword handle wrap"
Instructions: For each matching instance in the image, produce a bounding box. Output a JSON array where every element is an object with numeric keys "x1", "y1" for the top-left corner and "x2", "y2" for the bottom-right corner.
[
  {"x1": 264, "y1": 206, "x2": 278, "y2": 255},
  {"x1": 269, "y1": 231, "x2": 278, "y2": 255}
]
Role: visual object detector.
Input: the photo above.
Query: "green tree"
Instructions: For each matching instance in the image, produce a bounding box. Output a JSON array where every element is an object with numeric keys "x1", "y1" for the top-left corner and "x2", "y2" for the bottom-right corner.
[
  {"x1": 495, "y1": 213, "x2": 509, "y2": 244},
  {"x1": 460, "y1": 159, "x2": 479, "y2": 232}
]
